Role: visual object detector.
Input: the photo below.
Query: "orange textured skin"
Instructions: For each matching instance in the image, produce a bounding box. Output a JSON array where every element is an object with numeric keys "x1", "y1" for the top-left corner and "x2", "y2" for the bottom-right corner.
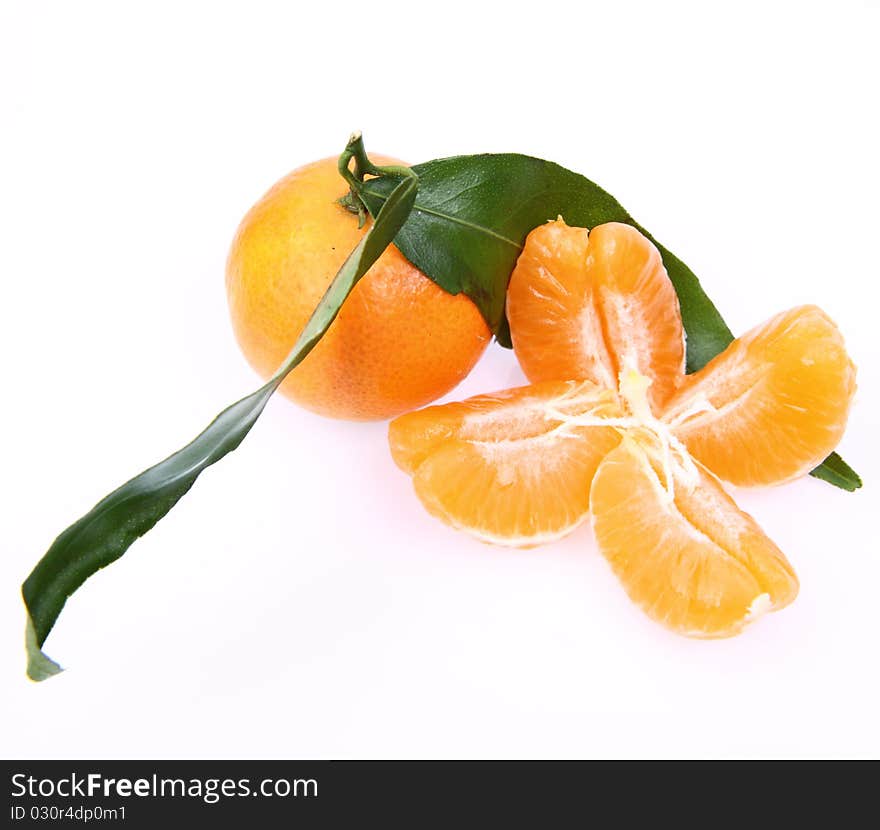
[
  {"x1": 507, "y1": 219, "x2": 685, "y2": 412},
  {"x1": 226, "y1": 156, "x2": 491, "y2": 420}
]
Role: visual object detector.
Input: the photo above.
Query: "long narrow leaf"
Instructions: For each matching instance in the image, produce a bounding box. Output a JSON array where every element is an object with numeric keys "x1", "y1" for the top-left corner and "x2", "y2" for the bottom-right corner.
[{"x1": 22, "y1": 174, "x2": 418, "y2": 681}]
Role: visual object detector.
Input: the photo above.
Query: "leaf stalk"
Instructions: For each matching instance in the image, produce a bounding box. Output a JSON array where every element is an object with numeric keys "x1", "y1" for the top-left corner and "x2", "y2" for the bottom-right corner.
[{"x1": 337, "y1": 132, "x2": 414, "y2": 227}]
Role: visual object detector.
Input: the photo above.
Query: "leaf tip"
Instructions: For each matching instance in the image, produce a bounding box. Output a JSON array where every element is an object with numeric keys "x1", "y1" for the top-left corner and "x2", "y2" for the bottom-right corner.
[
  {"x1": 810, "y1": 452, "x2": 862, "y2": 492},
  {"x1": 25, "y1": 614, "x2": 63, "y2": 682}
]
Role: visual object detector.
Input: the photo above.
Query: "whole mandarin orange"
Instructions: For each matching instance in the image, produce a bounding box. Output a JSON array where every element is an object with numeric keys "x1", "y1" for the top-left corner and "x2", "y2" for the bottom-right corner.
[{"x1": 226, "y1": 155, "x2": 490, "y2": 420}]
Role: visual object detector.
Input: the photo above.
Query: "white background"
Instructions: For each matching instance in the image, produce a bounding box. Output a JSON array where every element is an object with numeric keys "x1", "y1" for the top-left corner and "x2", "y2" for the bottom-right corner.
[{"x1": 2, "y1": 1, "x2": 878, "y2": 760}]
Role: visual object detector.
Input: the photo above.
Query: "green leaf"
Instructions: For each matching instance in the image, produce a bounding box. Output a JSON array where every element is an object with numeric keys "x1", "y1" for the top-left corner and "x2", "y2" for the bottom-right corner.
[
  {"x1": 357, "y1": 154, "x2": 732, "y2": 367},
  {"x1": 810, "y1": 452, "x2": 862, "y2": 491},
  {"x1": 22, "y1": 173, "x2": 418, "y2": 680},
  {"x1": 356, "y1": 153, "x2": 860, "y2": 492}
]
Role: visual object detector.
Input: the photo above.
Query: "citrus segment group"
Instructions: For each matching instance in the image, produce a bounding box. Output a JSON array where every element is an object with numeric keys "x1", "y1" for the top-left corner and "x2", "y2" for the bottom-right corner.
[{"x1": 387, "y1": 216, "x2": 854, "y2": 639}]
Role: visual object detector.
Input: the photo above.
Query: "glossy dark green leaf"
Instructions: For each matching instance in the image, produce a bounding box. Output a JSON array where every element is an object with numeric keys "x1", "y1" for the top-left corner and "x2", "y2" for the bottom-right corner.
[
  {"x1": 22, "y1": 173, "x2": 418, "y2": 680},
  {"x1": 357, "y1": 154, "x2": 859, "y2": 491},
  {"x1": 810, "y1": 452, "x2": 862, "y2": 492},
  {"x1": 357, "y1": 154, "x2": 732, "y2": 367}
]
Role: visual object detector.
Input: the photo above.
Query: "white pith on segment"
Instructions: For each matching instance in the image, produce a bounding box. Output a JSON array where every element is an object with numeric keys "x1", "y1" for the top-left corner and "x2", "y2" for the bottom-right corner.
[
  {"x1": 539, "y1": 366, "x2": 701, "y2": 505},
  {"x1": 458, "y1": 382, "x2": 620, "y2": 444},
  {"x1": 589, "y1": 436, "x2": 798, "y2": 637},
  {"x1": 661, "y1": 305, "x2": 857, "y2": 487},
  {"x1": 413, "y1": 366, "x2": 797, "y2": 639},
  {"x1": 405, "y1": 381, "x2": 622, "y2": 549},
  {"x1": 574, "y1": 280, "x2": 618, "y2": 392},
  {"x1": 576, "y1": 225, "x2": 687, "y2": 411},
  {"x1": 412, "y1": 369, "x2": 707, "y2": 548},
  {"x1": 507, "y1": 220, "x2": 687, "y2": 413}
]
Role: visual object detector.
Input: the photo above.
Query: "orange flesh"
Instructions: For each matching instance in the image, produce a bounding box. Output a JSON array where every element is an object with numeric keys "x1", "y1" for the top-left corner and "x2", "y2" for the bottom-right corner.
[
  {"x1": 389, "y1": 219, "x2": 855, "y2": 639},
  {"x1": 507, "y1": 219, "x2": 685, "y2": 412},
  {"x1": 665, "y1": 305, "x2": 857, "y2": 486},
  {"x1": 590, "y1": 440, "x2": 799, "y2": 637},
  {"x1": 389, "y1": 381, "x2": 622, "y2": 547}
]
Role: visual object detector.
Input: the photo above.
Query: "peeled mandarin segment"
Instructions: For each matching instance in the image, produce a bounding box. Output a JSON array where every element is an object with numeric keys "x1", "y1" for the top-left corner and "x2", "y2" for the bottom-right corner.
[
  {"x1": 506, "y1": 221, "x2": 616, "y2": 390},
  {"x1": 389, "y1": 380, "x2": 622, "y2": 547},
  {"x1": 507, "y1": 219, "x2": 686, "y2": 412},
  {"x1": 389, "y1": 382, "x2": 576, "y2": 475},
  {"x1": 590, "y1": 441, "x2": 798, "y2": 638},
  {"x1": 389, "y1": 379, "x2": 618, "y2": 474},
  {"x1": 664, "y1": 305, "x2": 857, "y2": 487}
]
